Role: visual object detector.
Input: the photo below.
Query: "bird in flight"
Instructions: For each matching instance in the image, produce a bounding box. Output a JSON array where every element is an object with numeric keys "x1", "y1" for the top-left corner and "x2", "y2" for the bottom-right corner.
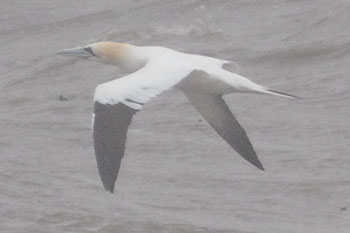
[{"x1": 58, "y1": 42, "x2": 297, "y2": 193}]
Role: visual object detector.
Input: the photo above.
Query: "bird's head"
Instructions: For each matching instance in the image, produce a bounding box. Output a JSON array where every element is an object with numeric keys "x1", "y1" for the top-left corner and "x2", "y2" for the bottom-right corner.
[{"x1": 57, "y1": 41, "x2": 131, "y2": 66}]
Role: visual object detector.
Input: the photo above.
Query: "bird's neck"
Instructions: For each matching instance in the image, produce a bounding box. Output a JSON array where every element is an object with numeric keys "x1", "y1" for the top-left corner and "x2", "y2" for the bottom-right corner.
[
  {"x1": 118, "y1": 45, "x2": 148, "y2": 72},
  {"x1": 93, "y1": 42, "x2": 148, "y2": 72}
]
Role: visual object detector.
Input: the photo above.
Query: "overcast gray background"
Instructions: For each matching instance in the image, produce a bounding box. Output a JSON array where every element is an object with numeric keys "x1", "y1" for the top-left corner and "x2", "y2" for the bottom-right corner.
[{"x1": 1, "y1": 0, "x2": 349, "y2": 232}]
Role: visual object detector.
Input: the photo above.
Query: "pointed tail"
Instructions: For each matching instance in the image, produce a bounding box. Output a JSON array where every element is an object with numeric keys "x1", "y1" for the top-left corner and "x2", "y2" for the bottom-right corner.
[{"x1": 261, "y1": 89, "x2": 300, "y2": 99}]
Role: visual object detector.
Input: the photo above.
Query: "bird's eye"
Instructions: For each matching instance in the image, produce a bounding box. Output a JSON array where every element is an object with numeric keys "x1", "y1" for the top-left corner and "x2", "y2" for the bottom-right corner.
[{"x1": 84, "y1": 47, "x2": 95, "y2": 56}]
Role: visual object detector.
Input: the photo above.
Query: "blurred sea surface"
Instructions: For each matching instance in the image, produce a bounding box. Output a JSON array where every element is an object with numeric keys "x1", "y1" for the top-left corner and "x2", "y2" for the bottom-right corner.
[{"x1": 0, "y1": 0, "x2": 349, "y2": 232}]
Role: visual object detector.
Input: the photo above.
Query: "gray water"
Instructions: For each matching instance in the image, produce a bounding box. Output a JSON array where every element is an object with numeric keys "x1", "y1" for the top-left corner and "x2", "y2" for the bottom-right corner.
[{"x1": 1, "y1": 1, "x2": 350, "y2": 232}]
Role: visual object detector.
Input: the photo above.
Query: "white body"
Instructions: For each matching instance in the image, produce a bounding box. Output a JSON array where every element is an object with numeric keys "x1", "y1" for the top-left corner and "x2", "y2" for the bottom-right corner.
[
  {"x1": 94, "y1": 45, "x2": 271, "y2": 109},
  {"x1": 58, "y1": 42, "x2": 296, "y2": 193}
]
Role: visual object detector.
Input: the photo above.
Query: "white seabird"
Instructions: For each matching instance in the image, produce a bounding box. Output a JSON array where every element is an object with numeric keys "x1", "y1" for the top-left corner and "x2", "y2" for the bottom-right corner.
[{"x1": 58, "y1": 41, "x2": 297, "y2": 193}]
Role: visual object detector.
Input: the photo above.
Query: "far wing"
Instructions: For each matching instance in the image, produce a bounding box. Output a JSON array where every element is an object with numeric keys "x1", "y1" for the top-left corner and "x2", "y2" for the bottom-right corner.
[
  {"x1": 93, "y1": 62, "x2": 192, "y2": 193},
  {"x1": 185, "y1": 92, "x2": 264, "y2": 170},
  {"x1": 93, "y1": 102, "x2": 136, "y2": 193}
]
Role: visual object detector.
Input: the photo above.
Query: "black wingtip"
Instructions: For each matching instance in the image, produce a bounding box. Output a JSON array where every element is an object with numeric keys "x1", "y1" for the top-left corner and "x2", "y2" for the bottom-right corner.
[
  {"x1": 103, "y1": 181, "x2": 115, "y2": 194},
  {"x1": 105, "y1": 186, "x2": 114, "y2": 193},
  {"x1": 253, "y1": 160, "x2": 265, "y2": 171},
  {"x1": 241, "y1": 150, "x2": 265, "y2": 171},
  {"x1": 258, "y1": 164, "x2": 265, "y2": 171}
]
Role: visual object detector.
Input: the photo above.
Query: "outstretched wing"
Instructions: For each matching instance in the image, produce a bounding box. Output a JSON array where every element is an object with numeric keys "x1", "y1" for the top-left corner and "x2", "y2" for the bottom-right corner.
[
  {"x1": 93, "y1": 62, "x2": 192, "y2": 193},
  {"x1": 93, "y1": 102, "x2": 137, "y2": 193},
  {"x1": 185, "y1": 92, "x2": 264, "y2": 171}
]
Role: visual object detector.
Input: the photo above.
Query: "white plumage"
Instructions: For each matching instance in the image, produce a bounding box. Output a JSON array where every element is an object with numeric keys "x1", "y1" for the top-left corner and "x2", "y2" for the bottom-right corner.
[{"x1": 58, "y1": 41, "x2": 297, "y2": 193}]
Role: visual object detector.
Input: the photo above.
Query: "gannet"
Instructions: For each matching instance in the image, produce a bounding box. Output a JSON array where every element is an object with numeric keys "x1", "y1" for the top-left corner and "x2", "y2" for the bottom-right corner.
[{"x1": 58, "y1": 42, "x2": 297, "y2": 193}]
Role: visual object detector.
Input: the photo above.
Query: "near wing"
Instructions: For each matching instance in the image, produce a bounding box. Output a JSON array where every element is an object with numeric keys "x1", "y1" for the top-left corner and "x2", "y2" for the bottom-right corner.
[
  {"x1": 185, "y1": 91, "x2": 264, "y2": 171},
  {"x1": 93, "y1": 62, "x2": 192, "y2": 193}
]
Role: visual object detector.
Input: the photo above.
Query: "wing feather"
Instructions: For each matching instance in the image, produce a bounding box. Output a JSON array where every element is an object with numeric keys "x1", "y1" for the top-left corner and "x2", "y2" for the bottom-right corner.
[
  {"x1": 94, "y1": 62, "x2": 191, "y2": 109},
  {"x1": 93, "y1": 102, "x2": 137, "y2": 193},
  {"x1": 93, "y1": 63, "x2": 192, "y2": 192},
  {"x1": 185, "y1": 92, "x2": 264, "y2": 170}
]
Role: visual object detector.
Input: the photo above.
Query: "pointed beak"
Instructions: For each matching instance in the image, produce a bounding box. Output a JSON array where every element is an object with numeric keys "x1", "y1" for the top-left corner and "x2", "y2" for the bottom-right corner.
[{"x1": 56, "y1": 46, "x2": 95, "y2": 57}]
